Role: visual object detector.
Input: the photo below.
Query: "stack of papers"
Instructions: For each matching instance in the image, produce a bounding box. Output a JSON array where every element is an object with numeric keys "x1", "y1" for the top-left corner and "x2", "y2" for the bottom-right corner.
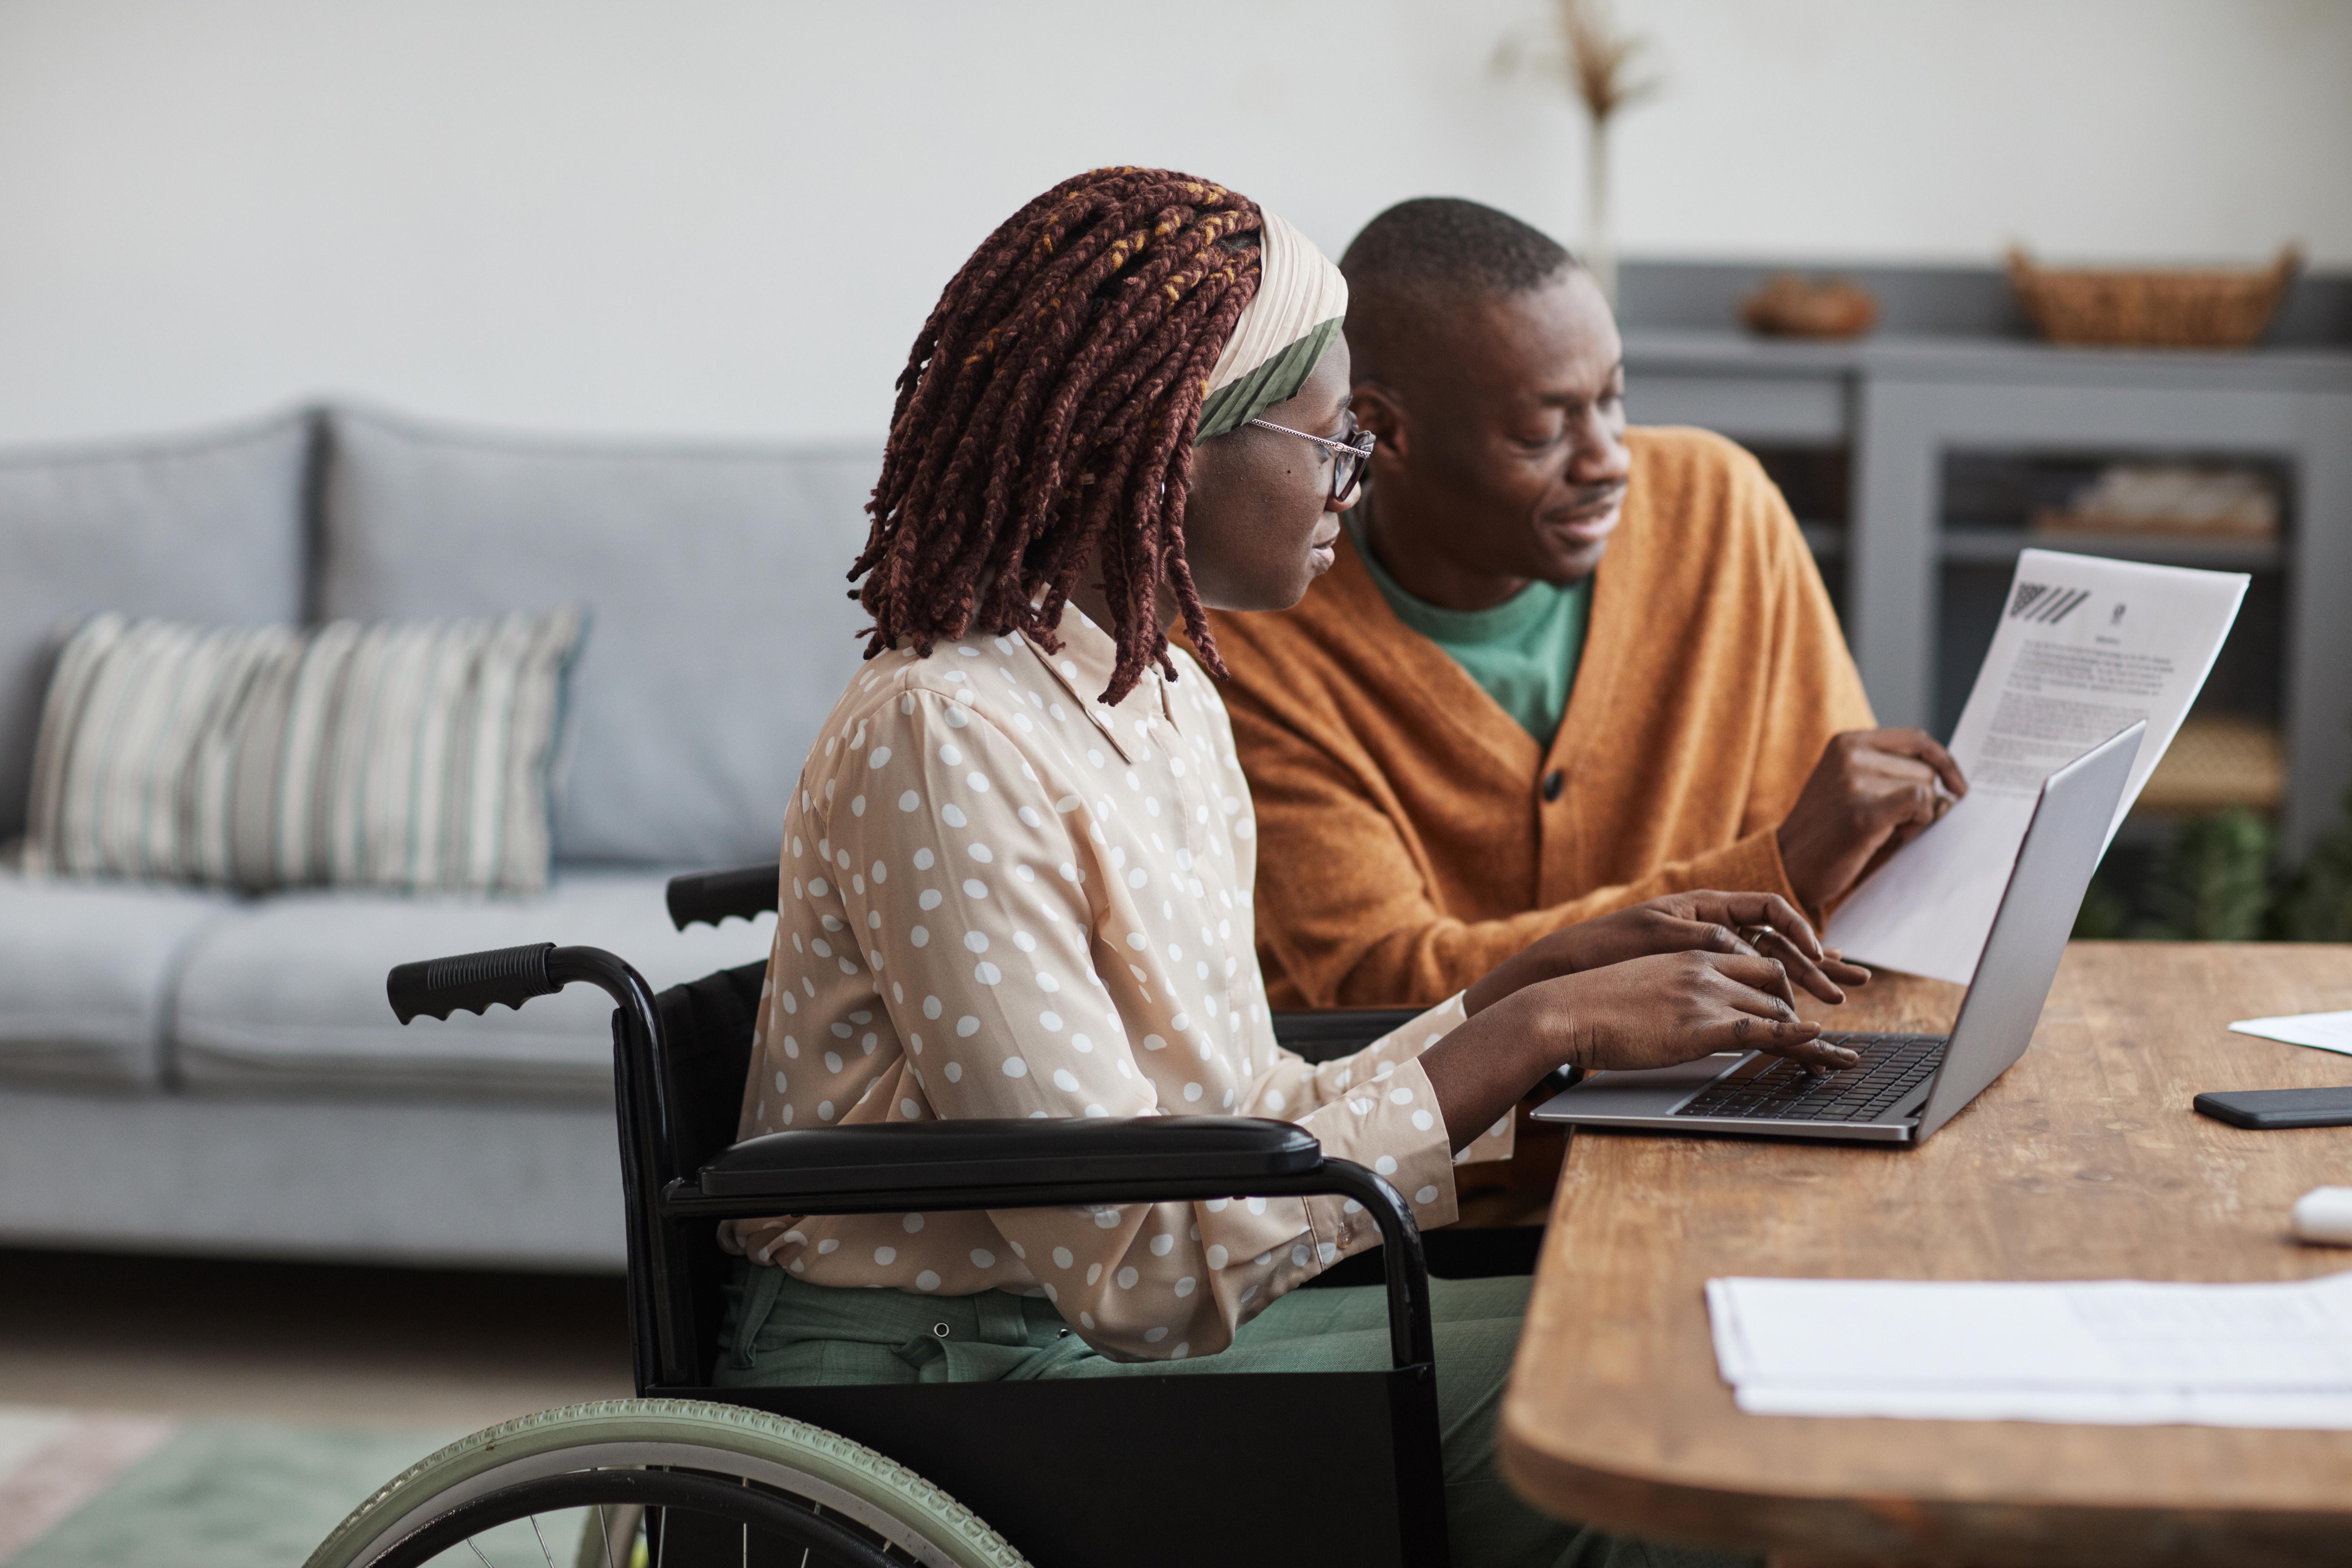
[
  {"x1": 1707, "y1": 1272, "x2": 2352, "y2": 1427},
  {"x1": 2231, "y1": 1011, "x2": 2352, "y2": 1057}
]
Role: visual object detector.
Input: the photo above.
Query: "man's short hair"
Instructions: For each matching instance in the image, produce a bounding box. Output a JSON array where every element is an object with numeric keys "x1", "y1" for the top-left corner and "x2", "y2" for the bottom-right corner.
[{"x1": 1340, "y1": 197, "x2": 1575, "y2": 303}]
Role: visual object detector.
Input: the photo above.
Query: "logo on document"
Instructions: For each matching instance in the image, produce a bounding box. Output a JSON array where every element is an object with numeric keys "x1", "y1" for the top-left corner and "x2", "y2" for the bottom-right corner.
[{"x1": 2007, "y1": 582, "x2": 2090, "y2": 624}]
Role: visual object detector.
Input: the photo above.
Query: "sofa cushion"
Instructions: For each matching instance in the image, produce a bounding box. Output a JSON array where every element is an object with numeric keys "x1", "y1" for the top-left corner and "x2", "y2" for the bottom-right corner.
[
  {"x1": 0, "y1": 867, "x2": 232, "y2": 1088},
  {"x1": 170, "y1": 868, "x2": 775, "y2": 1098},
  {"x1": 0, "y1": 414, "x2": 310, "y2": 840},
  {"x1": 317, "y1": 410, "x2": 878, "y2": 867}
]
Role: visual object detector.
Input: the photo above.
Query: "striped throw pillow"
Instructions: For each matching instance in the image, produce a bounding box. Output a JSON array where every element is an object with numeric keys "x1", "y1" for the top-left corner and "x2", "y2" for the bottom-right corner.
[{"x1": 24, "y1": 610, "x2": 583, "y2": 895}]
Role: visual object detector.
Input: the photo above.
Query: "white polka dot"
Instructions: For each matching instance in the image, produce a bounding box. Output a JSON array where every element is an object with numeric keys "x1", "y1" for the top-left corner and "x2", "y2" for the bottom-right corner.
[
  {"x1": 920, "y1": 889, "x2": 944, "y2": 910},
  {"x1": 1116, "y1": 1266, "x2": 1139, "y2": 1289},
  {"x1": 1318, "y1": 1242, "x2": 1338, "y2": 1264},
  {"x1": 1264, "y1": 1090, "x2": 1286, "y2": 1112},
  {"x1": 923, "y1": 995, "x2": 943, "y2": 1019},
  {"x1": 1206, "y1": 1244, "x2": 1229, "y2": 1268},
  {"x1": 1374, "y1": 1155, "x2": 1398, "y2": 1176},
  {"x1": 1052, "y1": 1246, "x2": 1074, "y2": 1269},
  {"x1": 957, "y1": 1016, "x2": 979, "y2": 1037},
  {"x1": 1086, "y1": 1262, "x2": 1102, "y2": 1286},
  {"x1": 967, "y1": 772, "x2": 991, "y2": 793},
  {"x1": 1041, "y1": 1010, "x2": 1063, "y2": 1031},
  {"x1": 1291, "y1": 1244, "x2": 1311, "y2": 1268},
  {"x1": 1144, "y1": 1326, "x2": 1168, "y2": 1344},
  {"x1": 824, "y1": 1051, "x2": 843, "y2": 1073},
  {"x1": 1002, "y1": 1056, "x2": 1028, "y2": 1077},
  {"x1": 974, "y1": 961, "x2": 1001, "y2": 984},
  {"x1": 964, "y1": 931, "x2": 990, "y2": 953},
  {"x1": 1012, "y1": 931, "x2": 1037, "y2": 952},
  {"x1": 772, "y1": 1070, "x2": 787, "y2": 1092},
  {"x1": 1415, "y1": 1185, "x2": 1440, "y2": 1205},
  {"x1": 1052, "y1": 1068, "x2": 1080, "y2": 1091},
  {"x1": 900, "y1": 1098, "x2": 921, "y2": 1118},
  {"x1": 942, "y1": 804, "x2": 968, "y2": 828},
  {"x1": 1175, "y1": 1276, "x2": 1196, "y2": 1297},
  {"x1": 898, "y1": 789, "x2": 920, "y2": 811},
  {"x1": 1037, "y1": 972, "x2": 1061, "y2": 992},
  {"x1": 909, "y1": 925, "x2": 929, "y2": 947},
  {"x1": 945, "y1": 1061, "x2": 963, "y2": 1081},
  {"x1": 1182, "y1": 1083, "x2": 1203, "y2": 1102},
  {"x1": 850, "y1": 794, "x2": 866, "y2": 816},
  {"x1": 818, "y1": 1238, "x2": 839, "y2": 1254},
  {"x1": 901, "y1": 1212, "x2": 925, "y2": 1232},
  {"x1": 967, "y1": 842, "x2": 993, "y2": 863},
  {"x1": 867, "y1": 746, "x2": 892, "y2": 769},
  {"x1": 1412, "y1": 1110, "x2": 1435, "y2": 1131},
  {"x1": 818, "y1": 1100, "x2": 835, "y2": 1121},
  {"x1": 913, "y1": 848, "x2": 934, "y2": 870},
  {"x1": 1127, "y1": 868, "x2": 1147, "y2": 888},
  {"x1": 809, "y1": 877, "x2": 829, "y2": 896},
  {"x1": 963, "y1": 878, "x2": 989, "y2": 898},
  {"x1": 1150, "y1": 1233, "x2": 1175, "y2": 1256},
  {"x1": 915, "y1": 1270, "x2": 940, "y2": 1292},
  {"x1": 938, "y1": 744, "x2": 963, "y2": 766},
  {"x1": 970, "y1": 1248, "x2": 996, "y2": 1268},
  {"x1": 1094, "y1": 1208, "x2": 1119, "y2": 1228},
  {"x1": 1390, "y1": 1087, "x2": 1414, "y2": 1105},
  {"x1": 875, "y1": 1245, "x2": 897, "y2": 1265}
]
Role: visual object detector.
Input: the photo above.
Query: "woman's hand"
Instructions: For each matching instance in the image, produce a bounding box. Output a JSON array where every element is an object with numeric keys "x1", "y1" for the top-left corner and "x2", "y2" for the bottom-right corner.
[
  {"x1": 1424, "y1": 950, "x2": 1861, "y2": 1152},
  {"x1": 1463, "y1": 890, "x2": 1868, "y2": 1019}
]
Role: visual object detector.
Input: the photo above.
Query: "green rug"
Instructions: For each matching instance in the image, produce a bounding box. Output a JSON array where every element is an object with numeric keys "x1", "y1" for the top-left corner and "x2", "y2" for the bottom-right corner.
[{"x1": 0, "y1": 1408, "x2": 596, "y2": 1568}]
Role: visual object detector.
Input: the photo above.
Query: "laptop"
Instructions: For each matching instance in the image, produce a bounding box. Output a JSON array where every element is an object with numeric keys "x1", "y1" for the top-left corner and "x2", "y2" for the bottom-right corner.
[{"x1": 1532, "y1": 721, "x2": 2143, "y2": 1147}]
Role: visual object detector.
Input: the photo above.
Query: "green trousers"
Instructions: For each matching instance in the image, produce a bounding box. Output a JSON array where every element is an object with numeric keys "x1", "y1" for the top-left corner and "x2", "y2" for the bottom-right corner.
[{"x1": 715, "y1": 1262, "x2": 1751, "y2": 1568}]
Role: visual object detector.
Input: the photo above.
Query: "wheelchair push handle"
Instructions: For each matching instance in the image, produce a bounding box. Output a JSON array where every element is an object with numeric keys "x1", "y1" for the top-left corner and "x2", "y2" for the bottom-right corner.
[
  {"x1": 387, "y1": 942, "x2": 564, "y2": 1024},
  {"x1": 666, "y1": 861, "x2": 782, "y2": 931}
]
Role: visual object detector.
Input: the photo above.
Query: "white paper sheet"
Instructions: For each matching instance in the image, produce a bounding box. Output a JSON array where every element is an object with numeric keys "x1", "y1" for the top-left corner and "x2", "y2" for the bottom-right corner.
[
  {"x1": 2230, "y1": 1011, "x2": 2352, "y2": 1057},
  {"x1": 1828, "y1": 551, "x2": 2247, "y2": 983},
  {"x1": 1707, "y1": 1272, "x2": 2352, "y2": 1427}
]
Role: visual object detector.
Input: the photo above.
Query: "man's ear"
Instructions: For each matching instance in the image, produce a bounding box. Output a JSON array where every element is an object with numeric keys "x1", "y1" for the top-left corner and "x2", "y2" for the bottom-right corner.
[{"x1": 1353, "y1": 380, "x2": 1408, "y2": 468}]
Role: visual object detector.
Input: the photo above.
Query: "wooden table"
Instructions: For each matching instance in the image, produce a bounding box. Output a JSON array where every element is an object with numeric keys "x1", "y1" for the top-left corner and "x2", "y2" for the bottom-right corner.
[{"x1": 1500, "y1": 941, "x2": 2352, "y2": 1566}]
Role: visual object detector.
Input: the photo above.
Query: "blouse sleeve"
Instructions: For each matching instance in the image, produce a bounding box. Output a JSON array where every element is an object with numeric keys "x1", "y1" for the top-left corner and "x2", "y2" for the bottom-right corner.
[{"x1": 813, "y1": 686, "x2": 1447, "y2": 1360}]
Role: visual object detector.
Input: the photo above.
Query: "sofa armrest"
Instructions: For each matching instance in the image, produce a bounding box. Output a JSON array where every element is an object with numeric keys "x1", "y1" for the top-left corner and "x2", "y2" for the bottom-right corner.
[
  {"x1": 665, "y1": 862, "x2": 782, "y2": 931},
  {"x1": 697, "y1": 1115, "x2": 1317, "y2": 1200}
]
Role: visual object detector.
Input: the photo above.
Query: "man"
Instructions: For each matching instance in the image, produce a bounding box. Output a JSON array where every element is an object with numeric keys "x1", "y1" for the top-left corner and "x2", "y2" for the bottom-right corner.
[{"x1": 1209, "y1": 197, "x2": 1965, "y2": 1010}]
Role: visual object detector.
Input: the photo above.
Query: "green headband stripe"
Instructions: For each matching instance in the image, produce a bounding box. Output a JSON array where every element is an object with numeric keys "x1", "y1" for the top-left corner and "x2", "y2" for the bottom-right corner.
[{"x1": 1195, "y1": 317, "x2": 1343, "y2": 440}]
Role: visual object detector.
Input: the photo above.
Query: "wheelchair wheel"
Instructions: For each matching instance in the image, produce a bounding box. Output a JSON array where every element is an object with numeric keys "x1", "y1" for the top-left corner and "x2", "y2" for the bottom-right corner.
[{"x1": 304, "y1": 1398, "x2": 1027, "y2": 1568}]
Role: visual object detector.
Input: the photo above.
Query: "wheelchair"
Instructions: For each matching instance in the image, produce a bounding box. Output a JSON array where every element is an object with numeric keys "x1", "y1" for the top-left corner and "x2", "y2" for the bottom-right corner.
[{"x1": 309, "y1": 863, "x2": 1542, "y2": 1568}]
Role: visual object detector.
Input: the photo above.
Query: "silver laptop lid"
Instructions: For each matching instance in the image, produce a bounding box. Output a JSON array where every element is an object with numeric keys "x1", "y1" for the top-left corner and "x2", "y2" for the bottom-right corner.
[{"x1": 1910, "y1": 721, "x2": 2143, "y2": 1142}]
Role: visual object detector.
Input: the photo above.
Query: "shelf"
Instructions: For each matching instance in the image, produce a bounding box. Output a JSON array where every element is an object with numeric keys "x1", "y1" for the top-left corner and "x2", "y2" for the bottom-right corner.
[{"x1": 1937, "y1": 528, "x2": 2283, "y2": 571}]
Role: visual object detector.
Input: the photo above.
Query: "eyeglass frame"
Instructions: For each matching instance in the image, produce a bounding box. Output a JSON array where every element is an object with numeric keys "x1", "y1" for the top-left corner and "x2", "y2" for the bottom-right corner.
[{"x1": 1246, "y1": 416, "x2": 1377, "y2": 507}]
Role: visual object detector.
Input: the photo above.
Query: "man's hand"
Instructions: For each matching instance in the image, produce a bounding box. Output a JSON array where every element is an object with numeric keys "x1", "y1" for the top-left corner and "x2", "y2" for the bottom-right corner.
[
  {"x1": 1465, "y1": 890, "x2": 1868, "y2": 1018},
  {"x1": 1776, "y1": 729, "x2": 1968, "y2": 912}
]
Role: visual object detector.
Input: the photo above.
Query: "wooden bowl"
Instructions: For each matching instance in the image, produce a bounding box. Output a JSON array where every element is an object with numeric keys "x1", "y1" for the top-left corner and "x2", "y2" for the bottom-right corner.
[{"x1": 1739, "y1": 273, "x2": 1880, "y2": 339}]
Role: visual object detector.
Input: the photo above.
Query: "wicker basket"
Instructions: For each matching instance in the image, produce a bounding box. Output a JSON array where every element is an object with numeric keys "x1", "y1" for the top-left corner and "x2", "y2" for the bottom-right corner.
[{"x1": 2006, "y1": 245, "x2": 2301, "y2": 348}]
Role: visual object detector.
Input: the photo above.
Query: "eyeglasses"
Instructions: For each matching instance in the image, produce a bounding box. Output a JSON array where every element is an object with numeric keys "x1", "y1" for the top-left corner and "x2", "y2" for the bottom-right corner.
[{"x1": 1247, "y1": 416, "x2": 1377, "y2": 508}]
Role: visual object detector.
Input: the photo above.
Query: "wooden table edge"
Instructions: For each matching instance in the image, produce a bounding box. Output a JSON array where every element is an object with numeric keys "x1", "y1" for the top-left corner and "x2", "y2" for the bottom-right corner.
[{"x1": 1497, "y1": 1418, "x2": 2352, "y2": 1564}]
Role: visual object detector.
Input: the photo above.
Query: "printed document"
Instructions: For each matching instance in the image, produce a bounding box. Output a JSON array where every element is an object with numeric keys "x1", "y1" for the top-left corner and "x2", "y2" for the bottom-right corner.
[
  {"x1": 1708, "y1": 1271, "x2": 2352, "y2": 1427},
  {"x1": 2230, "y1": 1011, "x2": 2352, "y2": 1058},
  {"x1": 1828, "y1": 551, "x2": 2246, "y2": 983}
]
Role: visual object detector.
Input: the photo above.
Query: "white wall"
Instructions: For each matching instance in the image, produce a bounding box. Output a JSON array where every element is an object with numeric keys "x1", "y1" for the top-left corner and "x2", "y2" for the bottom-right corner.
[{"x1": 0, "y1": 0, "x2": 2343, "y2": 447}]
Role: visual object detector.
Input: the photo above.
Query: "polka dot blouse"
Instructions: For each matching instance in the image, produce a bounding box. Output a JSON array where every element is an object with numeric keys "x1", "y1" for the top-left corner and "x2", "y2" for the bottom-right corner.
[{"x1": 721, "y1": 608, "x2": 1512, "y2": 1363}]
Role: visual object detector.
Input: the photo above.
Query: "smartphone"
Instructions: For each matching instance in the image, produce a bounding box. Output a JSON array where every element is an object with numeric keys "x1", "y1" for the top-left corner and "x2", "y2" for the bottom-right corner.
[{"x1": 2193, "y1": 1086, "x2": 2352, "y2": 1130}]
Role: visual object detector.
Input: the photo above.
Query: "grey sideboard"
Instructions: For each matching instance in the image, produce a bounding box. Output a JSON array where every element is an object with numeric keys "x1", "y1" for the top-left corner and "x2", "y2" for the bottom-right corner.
[{"x1": 1617, "y1": 260, "x2": 2352, "y2": 854}]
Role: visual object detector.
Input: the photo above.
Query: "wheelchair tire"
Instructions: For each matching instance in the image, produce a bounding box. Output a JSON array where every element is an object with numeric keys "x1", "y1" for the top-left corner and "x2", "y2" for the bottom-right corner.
[{"x1": 303, "y1": 1398, "x2": 1028, "y2": 1568}]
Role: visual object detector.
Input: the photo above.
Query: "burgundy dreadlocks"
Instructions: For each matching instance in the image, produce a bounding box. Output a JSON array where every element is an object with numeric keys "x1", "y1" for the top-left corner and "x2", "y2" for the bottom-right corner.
[{"x1": 848, "y1": 167, "x2": 1265, "y2": 704}]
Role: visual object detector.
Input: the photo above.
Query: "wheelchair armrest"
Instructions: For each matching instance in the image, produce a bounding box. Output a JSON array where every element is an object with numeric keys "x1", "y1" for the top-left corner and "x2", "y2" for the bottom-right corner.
[
  {"x1": 666, "y1": 862, "x2": 783, "y2": 931},
  {"x1": 699, "y1": 1115, "x2": 1317, "y2": 1199}
]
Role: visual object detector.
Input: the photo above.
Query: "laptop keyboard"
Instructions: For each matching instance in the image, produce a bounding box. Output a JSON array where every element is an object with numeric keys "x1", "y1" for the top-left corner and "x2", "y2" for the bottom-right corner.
[{"x1": 1673, "y1": 1033, "x2": 1948, "y2": 1124}]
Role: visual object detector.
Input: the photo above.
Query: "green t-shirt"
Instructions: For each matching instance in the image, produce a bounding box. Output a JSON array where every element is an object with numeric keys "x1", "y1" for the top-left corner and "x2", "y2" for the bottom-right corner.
[{"x1": 1354, "y1": 522, "x2": 1591, "y2": 744}]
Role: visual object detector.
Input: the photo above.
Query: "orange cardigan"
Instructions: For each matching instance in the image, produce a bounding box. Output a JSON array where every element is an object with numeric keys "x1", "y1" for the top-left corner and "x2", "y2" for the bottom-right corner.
[{"x1": 1205, "y1": 426, "x2": 1874, "y2": 1009}]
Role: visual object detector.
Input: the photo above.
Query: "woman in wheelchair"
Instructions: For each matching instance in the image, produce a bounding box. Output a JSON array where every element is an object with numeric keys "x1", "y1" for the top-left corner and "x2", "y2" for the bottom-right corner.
[{"x1": 714, "y1": 167, "x2": 1864, "y2": 1568}]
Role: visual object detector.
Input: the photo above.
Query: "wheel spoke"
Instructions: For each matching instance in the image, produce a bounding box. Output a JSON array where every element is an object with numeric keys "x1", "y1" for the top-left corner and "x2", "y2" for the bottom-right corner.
[
  {"x1": 528, "y1": 1512, "x2": 555, "y2": 1568},
  {"x1": 465, "y1": 1539, "x2": 495, "y2": 1568}
]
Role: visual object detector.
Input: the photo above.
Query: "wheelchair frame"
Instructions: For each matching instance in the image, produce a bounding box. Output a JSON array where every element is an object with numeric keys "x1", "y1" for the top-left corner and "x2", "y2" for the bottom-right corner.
[{"x1": 380, "y1": 863, "x2": 1527, "y2": 1567}]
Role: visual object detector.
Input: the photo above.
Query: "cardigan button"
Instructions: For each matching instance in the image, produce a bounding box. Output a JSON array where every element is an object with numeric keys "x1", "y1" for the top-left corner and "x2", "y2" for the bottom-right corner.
[{"x1": 1541, "y1": 769, "x2": 1566, "y2": 803}]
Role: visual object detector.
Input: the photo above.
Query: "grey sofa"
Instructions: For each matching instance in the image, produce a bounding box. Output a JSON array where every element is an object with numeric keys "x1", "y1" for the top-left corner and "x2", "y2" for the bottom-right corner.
[{"x1": 0, "y1": 407, "x2": 882, "y2": 1269}]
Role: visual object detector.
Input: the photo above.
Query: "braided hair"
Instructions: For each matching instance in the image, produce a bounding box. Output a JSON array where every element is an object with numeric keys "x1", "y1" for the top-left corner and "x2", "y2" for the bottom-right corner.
[{"x1": 848, "y1": 167, "x2": 1264, "y2": 704}]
